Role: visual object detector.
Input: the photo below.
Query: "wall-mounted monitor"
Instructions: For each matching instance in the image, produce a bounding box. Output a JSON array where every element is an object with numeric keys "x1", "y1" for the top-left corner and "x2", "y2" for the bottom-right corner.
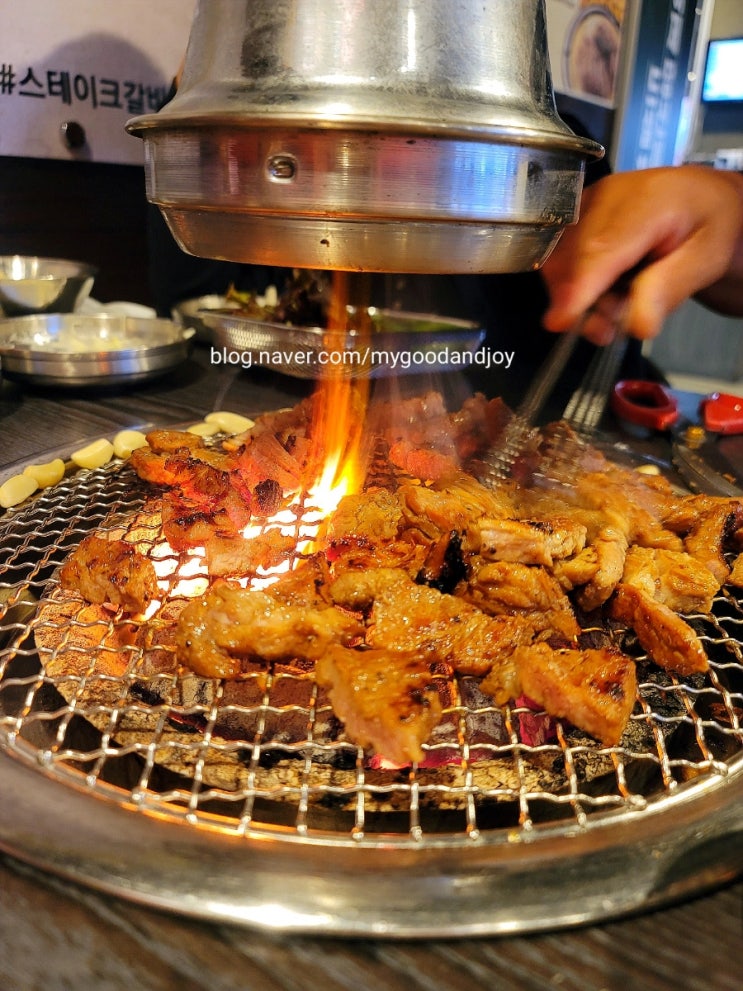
[{"x1": 702, "y1": 37, "x2": 743, "y2": 103}]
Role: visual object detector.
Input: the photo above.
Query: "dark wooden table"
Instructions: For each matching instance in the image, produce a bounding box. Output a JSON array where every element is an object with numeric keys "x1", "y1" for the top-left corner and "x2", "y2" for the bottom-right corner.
[{"x1": 1, "y1": 345, "x2": 741, "y2": 991}]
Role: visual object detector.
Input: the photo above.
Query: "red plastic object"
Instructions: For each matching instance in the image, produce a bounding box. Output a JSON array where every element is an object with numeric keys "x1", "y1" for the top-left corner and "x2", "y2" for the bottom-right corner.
[
  {"x1": 611, "y1": 379, "x2": 680, "y2": 431},
  {"x1": 699, "y1": 392, "x2": 743, "y2": 434}
]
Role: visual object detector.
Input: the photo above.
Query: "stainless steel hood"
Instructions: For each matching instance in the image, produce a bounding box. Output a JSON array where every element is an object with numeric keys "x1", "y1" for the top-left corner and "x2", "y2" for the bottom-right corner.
[{"x1": 128, "y1": 0, "x2": 603, "y2": 273}]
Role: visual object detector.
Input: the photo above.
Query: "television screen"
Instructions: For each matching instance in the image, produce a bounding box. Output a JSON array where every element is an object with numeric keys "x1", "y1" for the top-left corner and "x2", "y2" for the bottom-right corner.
[{"x1": 702, "y1": 38, "x2": 743, "y2": 102}]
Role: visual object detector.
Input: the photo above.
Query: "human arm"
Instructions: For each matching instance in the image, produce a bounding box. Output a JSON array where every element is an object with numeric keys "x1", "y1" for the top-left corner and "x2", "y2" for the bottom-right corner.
[{"x1": 540, "y1": 165, "x2": 743, "y2": 344}]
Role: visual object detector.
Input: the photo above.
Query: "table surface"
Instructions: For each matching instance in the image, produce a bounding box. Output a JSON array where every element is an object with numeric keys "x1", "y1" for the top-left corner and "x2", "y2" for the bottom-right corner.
[{"x1": 1, "y1": 345, "x2": 741, "y2": 991}]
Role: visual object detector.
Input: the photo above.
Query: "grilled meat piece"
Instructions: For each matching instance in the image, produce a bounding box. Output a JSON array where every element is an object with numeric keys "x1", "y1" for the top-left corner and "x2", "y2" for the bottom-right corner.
[
  {"x1": 416, "y1": 531, "x2": 468, "y2": 594},
  {"x1": 268, "y1": 555, "x2": 336, "y2": 609},
  {"x1": 610, "y1": 583, "x2": 708, "y2": 676},
  {"x1": 683, "y1": 503, "x2": 743, "y2": 585},
  {"x1": 129, "y1": 430, "x2": 237, "y2": 486},
  {"x1": 159, "y1": 501, "x2": 216, "y2": 552},
  {"x1": 663, "y1": 493, "x2": 743, "y2": 532},
  {"x1": 230, "y1": 429, "x2": 308, "y2": 491},
  {"x1": 575, "y1": 524, "x2": 629, "y2": 612},
  {"x1": 497, "y1": 642, "x2": 637, "y2": 746},
  {"x1": 728, "y1": 552, "x2": 743, "y2": 587},
  {"x1": 315, "y1": 645, "x2": 444, "y2": 765},
  {"x1": 130, "y1": 410, "x2": 313, "y2": 512},
  {"x1": 137, "y1": 429, "x2": 205, "y2": 455},
  {"x1": 319, "y1": 488, "x2": 429, "y2": 577},
  {"x1": 159, "y1": 461, "x2": 253, "y2": 551},
  {"x1": 223, "y1": 397, "x2": 314, "y2": 453},
  {"x1": 369, "y1": 390, "x2": 454, "y2": 458},
  {"x1": 130, "y1": 428, "x2": 257, "y2": 556},
  {"x1": 398, "y1": 473, "x2": 513, "y2": 541},
  {"x1": 388, "y1": 440, "x2": 461, "y2": 482},
  {"x1": 252, "y1": 478, "x2": 283, "y2": 517},
  {"x1": 175, "y1": 582, "x2": 363, "y2": 679},
  {"x1": 59, "y1": 534, "x2": 158, "y2": 614},
  {"x1": 664, "y1": 498, "x2": 743, "y2": 586},
  {"x1": 321, "y1": 487, "x2": 403, "y2": 546},
  {"x1": 574, "y1": 469, "x2": 682, "y2": 550},
  {"x1": 204, "y1": 529, "x2": 297, "y2": 578},
  {"x1": 370, "y1": 392, "x2": 515, "y2": 483},
  {"x1": 462, "y1": 560, "x2": 580, "y2": 639},
  {"x1": 478, "y1": 516, "x2": 587, "y2": 568},
  {"x1": 552, "y1": 546, "x2": 601, "y2": 591},
  {"x1": 328, "y1": 536, "x2": 430, "y2": 578},
  {"x1": 329, "y1": 567, "x2": 531, "y2": 686},
  {"x1": 621, "y1": 545, "x2": 721, "y2": 614}
]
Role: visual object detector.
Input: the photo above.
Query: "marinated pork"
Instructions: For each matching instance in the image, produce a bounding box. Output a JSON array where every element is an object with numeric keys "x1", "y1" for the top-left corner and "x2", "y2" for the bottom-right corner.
[
  {"x1": 330, "y1": 566, "x2": 532, "y2": 684},
  {"x1": 175, "y1": 581, "x2": 363, "y2": 679},
  {"x1": 59, "y1": 534, "x2": 158, "y2": 614},
  {"x1": 315, "y1": 645, "x2": 443, "y2": 765},
  {"x1": 56, "y1": 391, "x2": 743, "y2": 762},
  {"x1": 610, "y1": 583, "x2": 709, "y2": 676},
  {"x1": 502, "y1": 642, "x2": 638, "y2": 747},
  {"x1": 621, "y1": 545, "x2": 720, "y2": 614}
]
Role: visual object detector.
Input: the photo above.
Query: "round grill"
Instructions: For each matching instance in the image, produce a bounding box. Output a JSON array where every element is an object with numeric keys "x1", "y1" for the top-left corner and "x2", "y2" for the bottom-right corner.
[{"x1": 1, "y1": 456, "x2": 742, "y2": 937}]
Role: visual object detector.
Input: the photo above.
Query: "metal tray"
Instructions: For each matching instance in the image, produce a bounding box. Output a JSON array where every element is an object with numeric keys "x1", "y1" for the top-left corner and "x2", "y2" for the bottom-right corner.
[
  {"x1": 0, "y1": 314, "x2": 194, "y2": 387},
  {"x1": 202, "y1": 307, "x2": 486, "y2": 378}
]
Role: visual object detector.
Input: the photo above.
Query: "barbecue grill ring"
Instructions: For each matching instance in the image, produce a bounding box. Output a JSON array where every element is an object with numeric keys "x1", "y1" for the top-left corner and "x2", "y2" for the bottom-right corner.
[
  {"x1": 1, "y1": 447, "x2": 742, "y2": 936},
  {"x1": 1, "y1": 742, "x2": 741, "y2": 937}
]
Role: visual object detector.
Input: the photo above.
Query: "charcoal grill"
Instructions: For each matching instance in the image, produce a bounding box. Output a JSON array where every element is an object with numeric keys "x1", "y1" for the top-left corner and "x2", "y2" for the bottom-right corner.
[{"x1": 1, "y1": 449, "x2": 742, "y2": 937}]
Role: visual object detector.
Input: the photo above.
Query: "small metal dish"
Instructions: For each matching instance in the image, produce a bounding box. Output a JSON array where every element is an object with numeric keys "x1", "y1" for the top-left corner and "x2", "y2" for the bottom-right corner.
[
  {"x1": 171, "y1": 294, "x2": 239, "y2": 343},
  {"x1": 0, "y1": 256, "x2": 97, "y2": 316},
  {"x1": 202, "y1": 307, "x2": 486, "y2": 379},
  {"x1": 0, "y1": 314, "x2": 194, "y2": 387}
]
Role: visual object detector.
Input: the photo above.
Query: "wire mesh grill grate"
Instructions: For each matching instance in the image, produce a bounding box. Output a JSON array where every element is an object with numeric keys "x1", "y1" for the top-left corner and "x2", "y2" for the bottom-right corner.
[{"x1": 1, "y1": 458, "x2": 742, "y2": 847}]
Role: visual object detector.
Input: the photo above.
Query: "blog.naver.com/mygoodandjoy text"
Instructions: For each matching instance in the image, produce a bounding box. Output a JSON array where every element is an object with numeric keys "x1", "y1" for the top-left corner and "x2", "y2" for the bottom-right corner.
[{"x1": 210, "y1": 345, "x2": 515, "y2": 372}]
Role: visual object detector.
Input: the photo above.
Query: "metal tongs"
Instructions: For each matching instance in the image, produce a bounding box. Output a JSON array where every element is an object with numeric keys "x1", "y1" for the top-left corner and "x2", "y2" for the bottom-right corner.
[
  {"x1": 482, "y1": 329, "x2": 579, "y2": 484},
  {"x1": 482, "y1": 276, "x2": 635, "y2": 486}
]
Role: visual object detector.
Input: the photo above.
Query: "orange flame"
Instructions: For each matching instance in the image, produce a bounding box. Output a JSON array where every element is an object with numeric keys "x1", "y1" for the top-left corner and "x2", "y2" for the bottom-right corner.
[
  {"x1": 143, "y1": 273, "x2": 373, "y2": 611},
  {"x1": 305, "y1": 271, "x2": 371, "y2": 511}
]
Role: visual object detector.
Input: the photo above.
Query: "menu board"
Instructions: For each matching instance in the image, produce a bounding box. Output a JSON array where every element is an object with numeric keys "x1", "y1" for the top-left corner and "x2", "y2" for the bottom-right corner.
[{"x1": 0, "y1": 0, "x2": 196, "y2": 165}]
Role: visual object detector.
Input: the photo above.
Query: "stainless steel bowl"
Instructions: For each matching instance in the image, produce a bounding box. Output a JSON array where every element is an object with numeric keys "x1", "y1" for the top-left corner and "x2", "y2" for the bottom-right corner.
[
  {"x1": 127, "y1": 0, "x2": 603, "y2": 274},
  {"x1": 0, "y1": 256, "x2": 97, "y2": 316},
  {"x1": 0, "y1": 314, "x2": 194, "y2": 387}
]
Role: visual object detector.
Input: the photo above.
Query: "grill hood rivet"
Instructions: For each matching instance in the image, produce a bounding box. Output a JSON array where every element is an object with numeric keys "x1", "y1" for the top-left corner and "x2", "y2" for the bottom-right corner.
[{"x1": 268, "y1": 155, "x2": 298, "y2": 181}]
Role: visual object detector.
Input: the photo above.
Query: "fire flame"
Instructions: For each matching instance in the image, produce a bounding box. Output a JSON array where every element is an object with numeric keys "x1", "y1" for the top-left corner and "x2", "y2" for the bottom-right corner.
[
  {"x1": 144, "y1": 272, "x2": 372, "y2": 612},
  {"x1": 305, "y1": 270, "x2": 372, "y2": 507}
]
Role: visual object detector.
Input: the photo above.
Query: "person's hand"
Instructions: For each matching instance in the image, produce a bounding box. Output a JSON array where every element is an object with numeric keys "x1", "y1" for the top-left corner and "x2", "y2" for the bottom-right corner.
[{"x1": 541, "y1": 165, "x2": 743, "y2": 344}]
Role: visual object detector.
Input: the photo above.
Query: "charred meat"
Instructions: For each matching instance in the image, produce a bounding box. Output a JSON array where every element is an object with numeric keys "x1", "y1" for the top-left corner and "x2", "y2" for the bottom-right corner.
[{"x1": 59, "y1": 534, "x2": 158, "y2": 614}]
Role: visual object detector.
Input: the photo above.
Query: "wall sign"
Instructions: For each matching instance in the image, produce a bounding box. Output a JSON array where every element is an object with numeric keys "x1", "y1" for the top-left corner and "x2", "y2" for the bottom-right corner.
[{"x1": 0, "y1": 0, "x2": 196, "y2": 165}]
